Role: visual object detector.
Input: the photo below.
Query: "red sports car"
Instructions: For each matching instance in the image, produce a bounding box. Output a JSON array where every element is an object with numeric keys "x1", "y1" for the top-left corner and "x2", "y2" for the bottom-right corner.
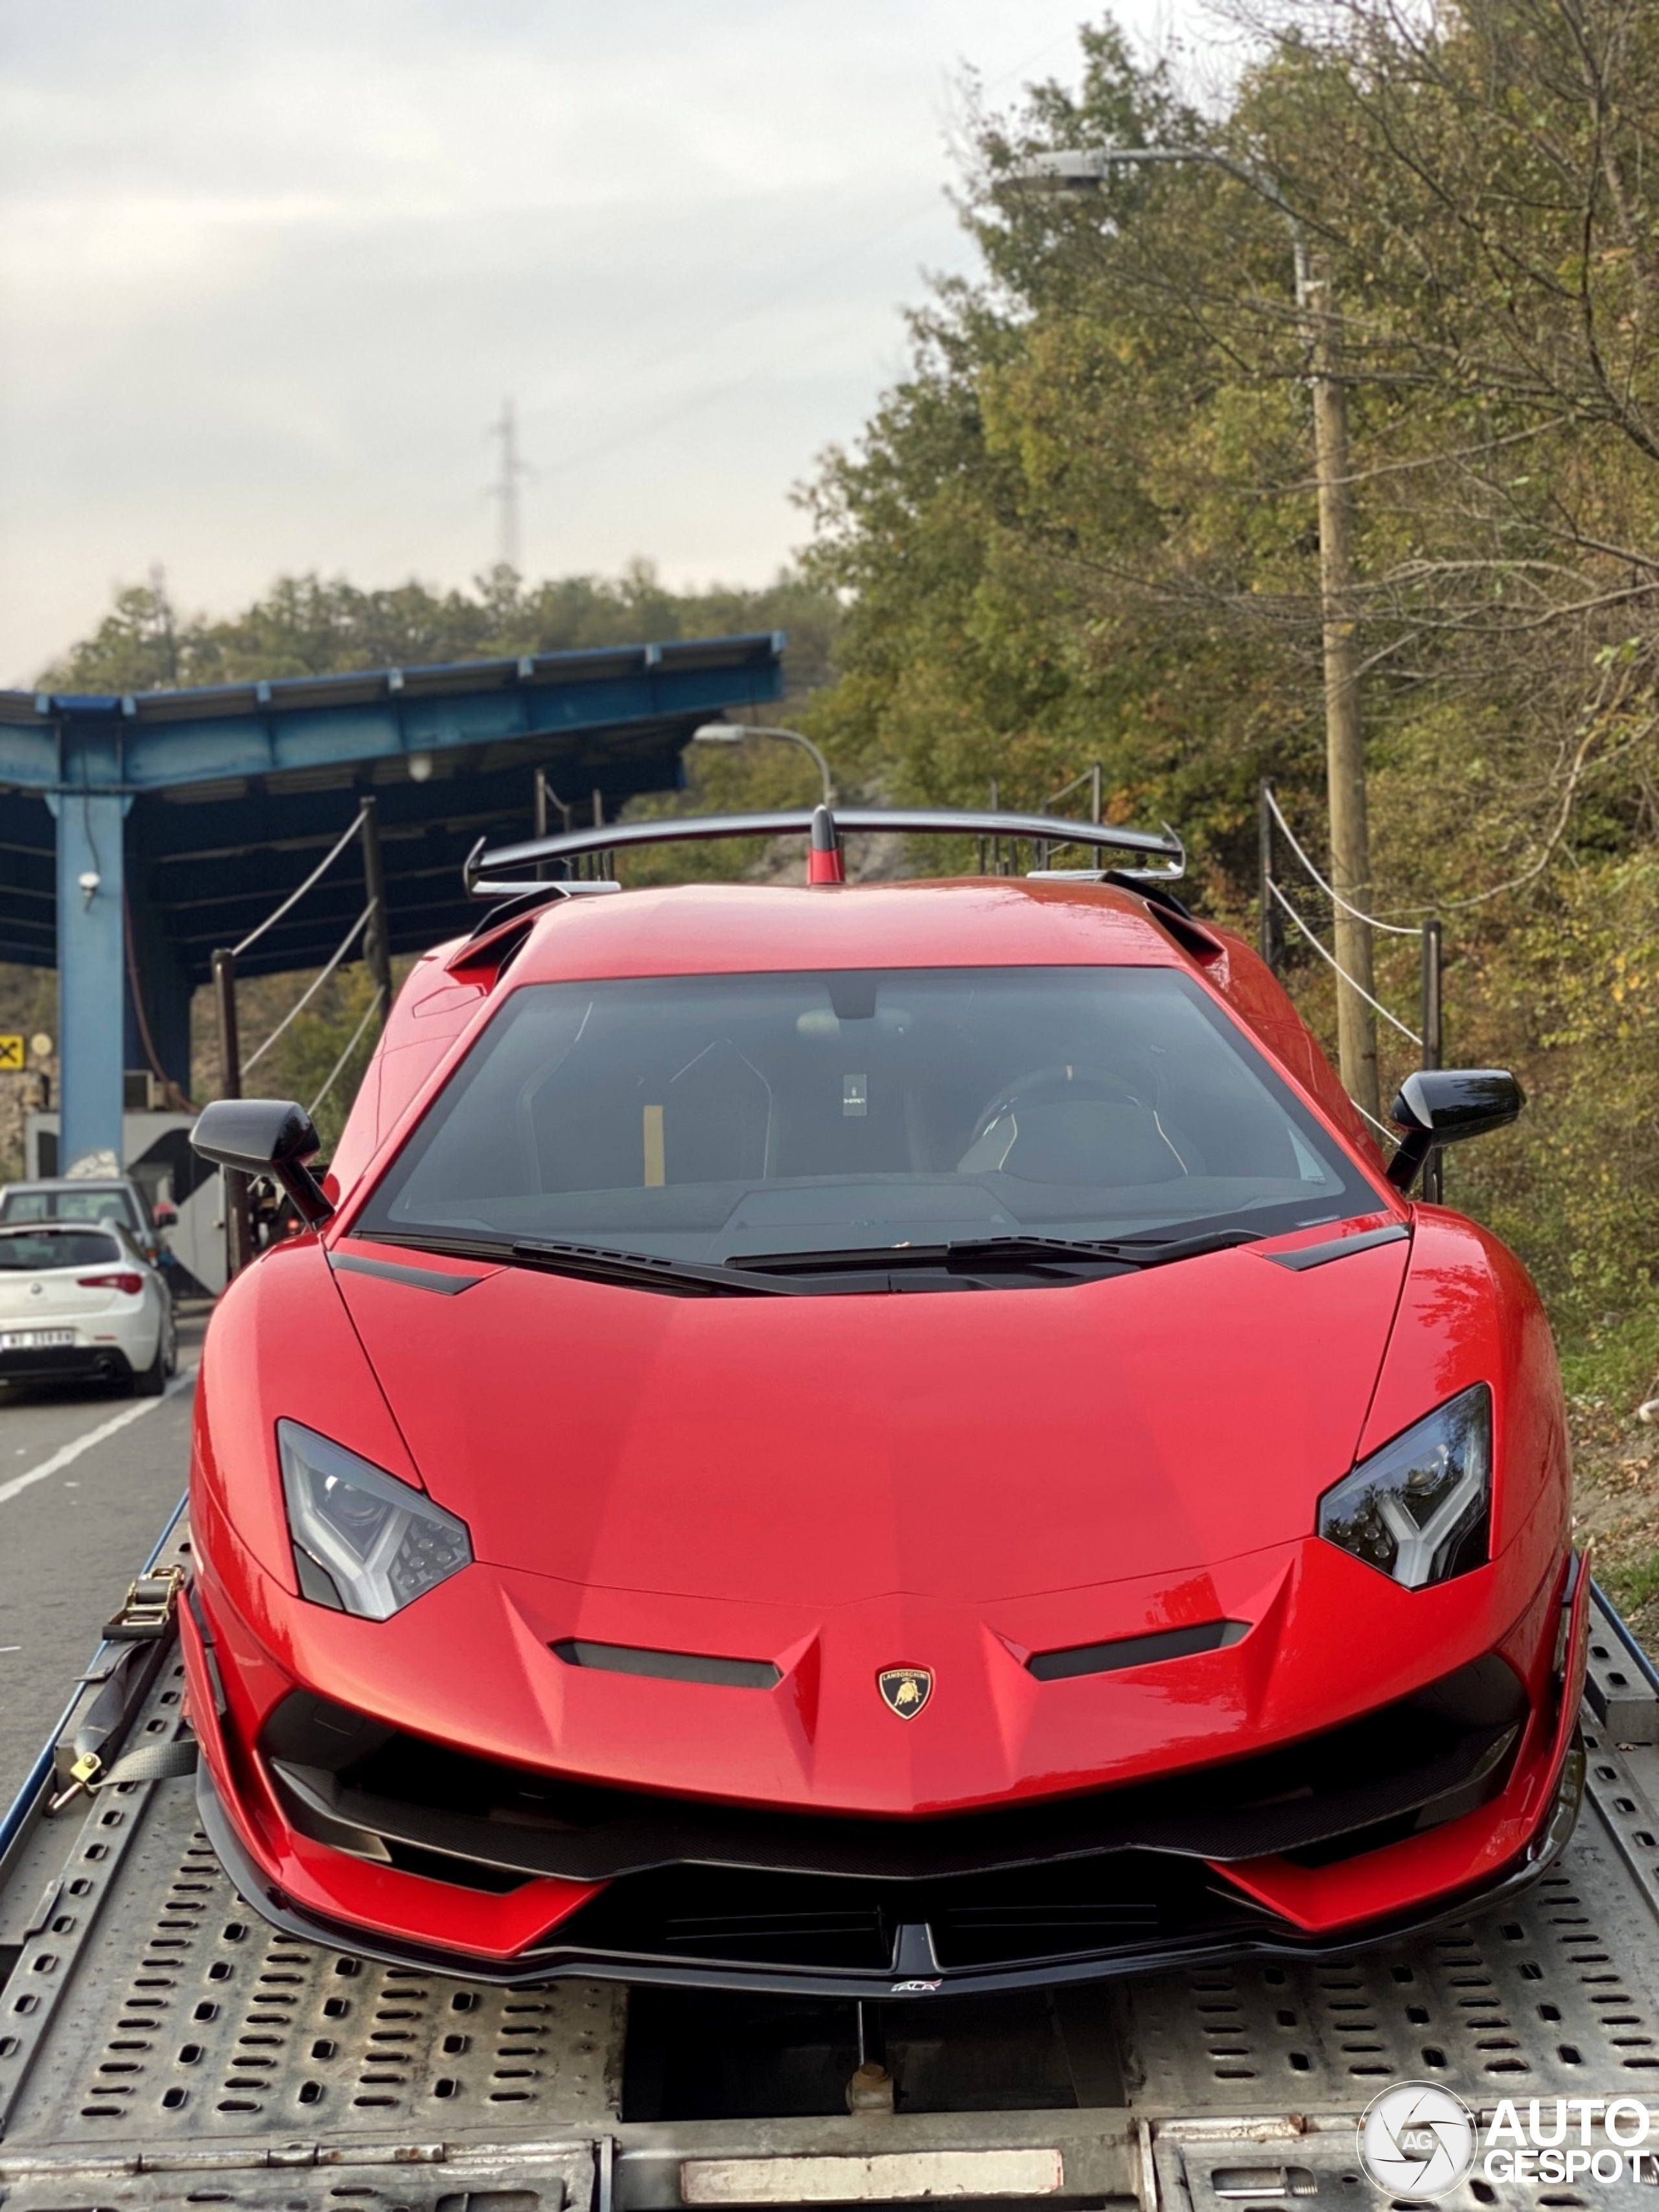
[{"x1": 183, "y1": 806, "x2": 1587, "y2": 1998}]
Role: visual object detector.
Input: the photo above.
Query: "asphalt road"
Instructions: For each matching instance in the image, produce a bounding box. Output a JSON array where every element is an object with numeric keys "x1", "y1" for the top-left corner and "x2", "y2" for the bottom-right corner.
[{"x1": 0, "y1": 1305, "x2": 209, "y2": 1815}]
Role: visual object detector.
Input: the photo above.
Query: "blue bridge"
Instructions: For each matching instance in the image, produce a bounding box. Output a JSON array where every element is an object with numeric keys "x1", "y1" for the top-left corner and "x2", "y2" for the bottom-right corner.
[{"x1": 0, "y1": 632, "x2": 785, "y2": 1168}]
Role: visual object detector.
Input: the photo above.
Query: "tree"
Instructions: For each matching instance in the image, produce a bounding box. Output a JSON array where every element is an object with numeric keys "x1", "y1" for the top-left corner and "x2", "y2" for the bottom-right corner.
[
  {"x1": 43, "y1": 562, "x2": 840, "y2": 697},
  {"x1": 799, "y1": 5, "x2": 1659, "y2": 1344}
]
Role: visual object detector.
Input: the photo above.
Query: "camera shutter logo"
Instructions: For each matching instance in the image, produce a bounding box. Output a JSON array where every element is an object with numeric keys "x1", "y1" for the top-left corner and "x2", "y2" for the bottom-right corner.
[{"x1": 1358, "y1": 2082, "x2": 1477, "y2": 2196}]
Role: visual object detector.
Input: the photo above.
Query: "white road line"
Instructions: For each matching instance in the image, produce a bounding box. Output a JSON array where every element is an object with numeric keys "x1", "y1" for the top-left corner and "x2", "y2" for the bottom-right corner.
[{"x1": 0, "y1": 1367, "x2": 196, "y2": 1509}]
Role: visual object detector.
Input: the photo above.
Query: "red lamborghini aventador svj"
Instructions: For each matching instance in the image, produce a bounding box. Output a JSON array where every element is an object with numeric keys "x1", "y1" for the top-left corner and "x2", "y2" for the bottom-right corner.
[{"x1": 183, "y1": 806, "x2": 1587, "y2": 1997}]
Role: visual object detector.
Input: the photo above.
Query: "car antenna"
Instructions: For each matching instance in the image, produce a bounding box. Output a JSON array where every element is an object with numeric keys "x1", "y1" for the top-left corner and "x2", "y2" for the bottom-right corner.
[{"x1": 807, "y1": 803, "x2": 845, "y2": 886}]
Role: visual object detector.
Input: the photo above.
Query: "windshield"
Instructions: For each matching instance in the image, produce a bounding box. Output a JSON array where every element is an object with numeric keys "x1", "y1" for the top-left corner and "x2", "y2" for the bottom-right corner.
[
  {"x1": 0, "y1": 1187, "x2": 141, "y2": 1231},
  {"x1": 0, "y1": 1229, "x2": 122, "y2": 1270},
  {"x1": 357, "y1": 967, "x2": 1373, "y2": 1263},
  {"x1": 367, "y1": 964, "x2": 1380, "y2": 1265}
]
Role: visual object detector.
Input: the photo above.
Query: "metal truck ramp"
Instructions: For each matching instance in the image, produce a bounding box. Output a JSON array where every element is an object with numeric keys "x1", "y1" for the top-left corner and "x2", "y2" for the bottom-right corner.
[{"x1": 5, "y1": 1561, "x2": 1659, "y2": 2209}]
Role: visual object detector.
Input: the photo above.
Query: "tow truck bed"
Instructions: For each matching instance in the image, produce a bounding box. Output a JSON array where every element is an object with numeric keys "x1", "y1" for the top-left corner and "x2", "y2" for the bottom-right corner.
[{"x1": 5, "y1": 1513, "x2": 1659, "y2": 2209}]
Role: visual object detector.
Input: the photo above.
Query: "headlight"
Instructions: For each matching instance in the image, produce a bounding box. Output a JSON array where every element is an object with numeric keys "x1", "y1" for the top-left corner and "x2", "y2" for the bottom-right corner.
[
  {"x1": 277, "y1": 1420, "x2": 472, "y2": 1619},
  {"x1": 1317, "y1": 1384, "x2": 1492, "y2": 1589}
]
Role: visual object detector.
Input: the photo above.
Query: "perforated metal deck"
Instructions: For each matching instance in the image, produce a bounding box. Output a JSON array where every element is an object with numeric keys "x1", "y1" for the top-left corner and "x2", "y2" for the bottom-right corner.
[{"x1": 4, "y1": 1594, "x2": 1659, "y2": 2209}]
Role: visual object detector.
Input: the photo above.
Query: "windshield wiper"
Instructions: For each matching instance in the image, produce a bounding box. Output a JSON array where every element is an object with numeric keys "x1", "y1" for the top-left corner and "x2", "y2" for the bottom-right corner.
[
  {"x1": 358, "y1": 1229, "x2": 804, "y2": 1297},
  {"x1": 358, "y1": 1225, "x2": 1261, "y2": 1294},
  {"x1": 727, "y1": 1228, "x2": 1264, "y2": 1277}
]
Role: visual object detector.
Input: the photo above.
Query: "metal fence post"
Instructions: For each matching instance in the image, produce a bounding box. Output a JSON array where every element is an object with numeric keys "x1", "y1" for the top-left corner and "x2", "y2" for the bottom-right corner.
[
  {"x1": 211, "y1": 948, "x2": 254, "y2": 1276},
  {"x1": 1259, "y1": 782, "x2": 1281, "y2": 972},
  {"x1": 1421, "y1": 917, "x2": 1444, "y2": 1202},
  {"x1": 358, "y1": 796, "x2": 393, "y2": 1032}
]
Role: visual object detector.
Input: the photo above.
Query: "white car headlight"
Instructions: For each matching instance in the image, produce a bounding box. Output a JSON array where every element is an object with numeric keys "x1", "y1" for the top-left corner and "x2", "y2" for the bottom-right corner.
[
  {"x1": 1317, "y1": 1384, "x2": 1492, "y2": 1589},
  {"x1": 277, "y1": 1420, "x2": 472, "y2": 1619}
]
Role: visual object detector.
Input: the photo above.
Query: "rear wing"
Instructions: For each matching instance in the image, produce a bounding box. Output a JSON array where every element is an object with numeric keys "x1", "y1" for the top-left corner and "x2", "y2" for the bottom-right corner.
[{"x1": 463, "y1": 804, "x2": 1185, "y2": 900}]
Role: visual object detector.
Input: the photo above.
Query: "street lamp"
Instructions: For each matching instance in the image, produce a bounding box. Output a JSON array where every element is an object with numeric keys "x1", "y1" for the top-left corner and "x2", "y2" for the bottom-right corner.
[
  {"x1": 1008, "y1": 146, "x2": 1380, "y2": 1122},
  {"x1": 692, "y1": 721, "x2": 837, "y2": 809}
]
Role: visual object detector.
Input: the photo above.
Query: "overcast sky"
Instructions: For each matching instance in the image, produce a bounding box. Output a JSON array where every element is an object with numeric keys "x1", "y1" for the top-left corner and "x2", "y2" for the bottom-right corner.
[{"x1": 0, "y1": 0, "x2": 1211, "y2": 684}]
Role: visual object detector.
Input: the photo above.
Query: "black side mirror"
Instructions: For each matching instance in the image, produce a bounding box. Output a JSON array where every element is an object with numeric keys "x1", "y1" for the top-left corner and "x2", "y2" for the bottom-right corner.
[
  {"x1": 191, "y1": 1100, "x2": 334, "y2": 1226},
  {"x1": 1386, "y1": 1069, "x2": 1524, "y2": 1191}
]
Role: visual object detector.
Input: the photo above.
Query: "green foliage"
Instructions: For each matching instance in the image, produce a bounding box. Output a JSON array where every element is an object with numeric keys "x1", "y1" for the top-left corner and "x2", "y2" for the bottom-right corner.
[
  {"x1": 1601, "y1": 1548, "x2": 1659, "y2": 1625},
  {"x1": 43, "y1": 560, "x2": 839, "y2": 698},
  {"x1": 253, "y1": 964, "x2": 386, "y2": 1159},
  {"x1": 798, "y1": 1, "x2": 1659, "y2": 1365}
]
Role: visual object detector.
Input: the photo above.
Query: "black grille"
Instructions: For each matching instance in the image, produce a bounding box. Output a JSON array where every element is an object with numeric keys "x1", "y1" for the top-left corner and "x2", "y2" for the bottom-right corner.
[{"x1": 548, "y1": 1854, "x2": 1263, "y2": 1976}]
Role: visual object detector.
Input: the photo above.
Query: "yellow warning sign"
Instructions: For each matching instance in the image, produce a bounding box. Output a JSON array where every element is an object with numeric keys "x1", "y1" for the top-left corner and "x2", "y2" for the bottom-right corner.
[{"x1": 0, "y1": 1036, "x2": 23, "y2": 1071}]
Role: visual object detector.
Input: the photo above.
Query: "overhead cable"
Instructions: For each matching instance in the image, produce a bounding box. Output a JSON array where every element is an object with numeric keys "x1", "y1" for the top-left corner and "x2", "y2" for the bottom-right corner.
[
  {"x1": 244, "y1": 902, "x2": 374, "y2": 1075},
  {"x1": 1267, "y1": 879, "x2": 1422, "y2": 1044},
  {"x1": 233, "y1": 813, "x2": 364, "y2": 959},
  {"x1": 1263, "y1": 786, "x2": 1423, "y2": 935},
  {"x1": 307, "y1": 985, "x2": 387, "y2": 1119}
]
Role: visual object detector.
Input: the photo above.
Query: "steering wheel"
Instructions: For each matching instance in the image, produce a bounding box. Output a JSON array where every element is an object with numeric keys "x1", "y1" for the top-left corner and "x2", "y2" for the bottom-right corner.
[{"x1": 965, "y1": 1065, "x2": 1143, "y2": 1150}]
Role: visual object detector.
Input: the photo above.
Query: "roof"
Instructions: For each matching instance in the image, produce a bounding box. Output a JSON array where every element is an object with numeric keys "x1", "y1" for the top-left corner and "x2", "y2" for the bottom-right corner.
[
  {"x1": 0, "y1": 634, "x2": 785, "y2": 795},
  {"x1": 502, "y1": 876, "x2": 1194, "y2": 984}
]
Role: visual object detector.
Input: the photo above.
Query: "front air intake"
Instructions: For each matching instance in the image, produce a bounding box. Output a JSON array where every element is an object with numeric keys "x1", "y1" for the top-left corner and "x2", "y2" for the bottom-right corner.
[
  {"x1": 1028, "y1": 1620, "x2": 1250, "y2": 1682},
  {"x1": 551, "y1": 1639, "x2": 782, "y2": 1690}
]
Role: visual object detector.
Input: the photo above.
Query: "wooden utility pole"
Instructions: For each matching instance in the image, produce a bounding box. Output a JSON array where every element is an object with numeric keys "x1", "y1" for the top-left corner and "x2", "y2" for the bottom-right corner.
[
  {"x1": 358, "y1": 796, "x2": 393, "y2": 1031},
  {"x1": 1013, "y1": 148, "x2": 1382, "y2": 1119},
  {"x1": 1306, "y1": 255, "x2": 1380, "y2": 1124}
]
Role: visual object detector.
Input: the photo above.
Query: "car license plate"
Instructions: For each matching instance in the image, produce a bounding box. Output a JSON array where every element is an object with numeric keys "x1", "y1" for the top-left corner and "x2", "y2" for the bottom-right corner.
[{"x1": 1, "y1": 1329, "x2": 75, "y2": 1349}]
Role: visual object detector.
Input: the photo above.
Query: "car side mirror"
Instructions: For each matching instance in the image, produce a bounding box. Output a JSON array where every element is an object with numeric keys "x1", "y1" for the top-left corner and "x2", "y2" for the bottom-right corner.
[
  {"x1": 191, "y1": 1099, "x2": 335, "y2": 1227},
  {"x1": 1386, "y1": 1069, "x2": 1524, "y2": 1192}
]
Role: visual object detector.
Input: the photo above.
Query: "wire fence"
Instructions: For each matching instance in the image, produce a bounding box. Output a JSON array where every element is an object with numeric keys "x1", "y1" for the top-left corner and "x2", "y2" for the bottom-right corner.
[
  {"x1": 1259, "y1": 780, "x2": 1444, "y2": 1194},
  {"x1": 211, "y1": 797, "x2": 395, "y2": 1274}
]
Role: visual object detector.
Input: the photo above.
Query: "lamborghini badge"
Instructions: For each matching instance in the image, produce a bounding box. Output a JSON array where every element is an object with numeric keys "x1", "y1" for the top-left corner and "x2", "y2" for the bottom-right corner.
[{"x1": 877, "y1": 1666, "x2": 934, "y2": 1719}]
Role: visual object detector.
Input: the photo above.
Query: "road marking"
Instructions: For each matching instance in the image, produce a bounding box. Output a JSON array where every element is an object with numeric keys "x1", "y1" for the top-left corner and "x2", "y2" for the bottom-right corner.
[{"x1": 0, "y1": 1367, "x2": 196, "y2": 1509}]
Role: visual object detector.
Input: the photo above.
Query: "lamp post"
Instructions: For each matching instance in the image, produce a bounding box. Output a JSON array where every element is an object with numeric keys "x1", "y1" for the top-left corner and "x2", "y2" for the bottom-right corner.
[
  {"x1": 1010, "y1": 147, "x2": 1380, "y2": 1122},
  {"x1": 692, "y1": 722, "x2": 837, "y2": 809}
]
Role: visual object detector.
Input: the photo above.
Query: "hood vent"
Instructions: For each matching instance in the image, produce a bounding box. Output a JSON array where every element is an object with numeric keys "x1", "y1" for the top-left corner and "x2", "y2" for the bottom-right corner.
[
  {"x1": 552, "y1": 1638, "x2": 781, "y2": 1690},
  {"x1": 1028, "y1": 1619, "x2": 1249, "y2": 1682}
]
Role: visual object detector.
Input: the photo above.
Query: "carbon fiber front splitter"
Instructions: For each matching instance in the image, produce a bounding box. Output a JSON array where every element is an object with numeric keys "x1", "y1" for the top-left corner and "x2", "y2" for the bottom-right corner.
[{"x1": 196, "y1": 1737, "x2": 1584, "y2": 2001}]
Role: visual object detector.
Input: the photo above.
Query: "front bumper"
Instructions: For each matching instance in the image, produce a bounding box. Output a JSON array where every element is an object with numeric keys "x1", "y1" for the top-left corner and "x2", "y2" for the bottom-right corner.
[
  {"x1": 181, "y1": 1552, "x2": 1593, "y2": 1998},
  {"x1": 195, "y1": 1732, "x2": 1586, "y2": 1999}
]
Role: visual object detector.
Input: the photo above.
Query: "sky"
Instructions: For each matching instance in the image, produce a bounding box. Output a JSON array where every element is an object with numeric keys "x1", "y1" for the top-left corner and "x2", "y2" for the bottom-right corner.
[{"x1": 0, "y1": 0, "x2": 1213, "y2": 684}]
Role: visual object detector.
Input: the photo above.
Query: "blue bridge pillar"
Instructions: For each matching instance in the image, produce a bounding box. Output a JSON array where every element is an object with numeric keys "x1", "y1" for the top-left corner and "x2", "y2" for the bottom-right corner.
[{"x1": 49, "y1": 789, "x2": 130, "y2": 1171}]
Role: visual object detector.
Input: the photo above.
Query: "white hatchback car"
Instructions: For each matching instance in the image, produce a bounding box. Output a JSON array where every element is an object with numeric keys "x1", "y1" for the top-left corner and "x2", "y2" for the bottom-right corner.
[{"x1": 0, "y1": 1222, "x2": 178, "y2": 1395}]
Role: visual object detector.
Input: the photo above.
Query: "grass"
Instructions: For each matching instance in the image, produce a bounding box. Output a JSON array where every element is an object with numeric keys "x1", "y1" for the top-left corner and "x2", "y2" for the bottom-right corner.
[
  {"x1": 1562, "y1": 1301, "x2": 1659, "y2": 1648},
  {"x1": 1559, "y1": 1303, "x2": 1659, "y2": 1416}
]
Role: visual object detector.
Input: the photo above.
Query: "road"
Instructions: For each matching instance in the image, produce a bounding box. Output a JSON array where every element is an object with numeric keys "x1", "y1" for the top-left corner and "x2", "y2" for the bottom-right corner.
[{"x1": 0, "y1": 1306, "x2": 208, "y2": 1813}]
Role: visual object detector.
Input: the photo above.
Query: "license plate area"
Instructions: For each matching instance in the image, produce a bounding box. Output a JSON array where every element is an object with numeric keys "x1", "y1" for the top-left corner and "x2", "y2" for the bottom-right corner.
[{"x1": 1, "y1": 1329, "x2": 77, "y2": 1349}]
